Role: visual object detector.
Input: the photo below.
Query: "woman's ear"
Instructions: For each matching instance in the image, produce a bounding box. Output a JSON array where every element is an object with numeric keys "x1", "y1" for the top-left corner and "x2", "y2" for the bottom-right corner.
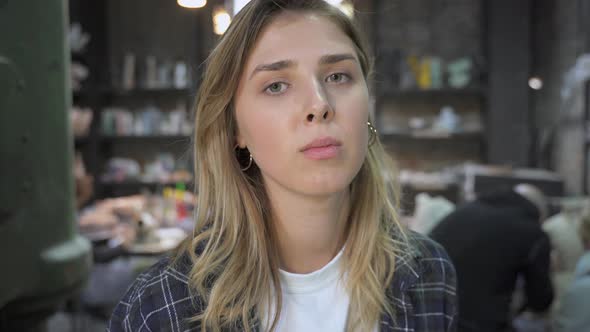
[
  {"x1": 235, "y1": 131, "x2": 247, "y2": 149},
  {"x1": 233, "y1": 105, "x2": 247, "y2": 148}
]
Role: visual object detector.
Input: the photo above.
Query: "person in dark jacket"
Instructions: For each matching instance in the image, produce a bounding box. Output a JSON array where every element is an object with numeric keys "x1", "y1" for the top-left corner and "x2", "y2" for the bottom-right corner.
[{"x1": 430, "y1": 184, "x2": 554, "y2": 332}]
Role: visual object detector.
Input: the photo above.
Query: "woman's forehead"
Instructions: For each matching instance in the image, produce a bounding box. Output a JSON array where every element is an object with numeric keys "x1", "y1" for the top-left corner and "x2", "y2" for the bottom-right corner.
[{"x1": 245, "y1": 12, "x2": 357, "y2": 68}]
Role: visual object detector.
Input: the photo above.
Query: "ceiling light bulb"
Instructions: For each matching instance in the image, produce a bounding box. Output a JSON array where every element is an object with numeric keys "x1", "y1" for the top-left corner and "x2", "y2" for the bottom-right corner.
[
  {"x1": 233, "y1": 0, "x2": 251, "y2": 15},
  {"x1": 213, "y1": 8, "x2": 231, "y2": 35},
  {"x1": 528, "y1": 77, "x2": 543, "y2": 90},
  {"x1": 177, "y1": 0, "x2": 206, "y2": 9}
]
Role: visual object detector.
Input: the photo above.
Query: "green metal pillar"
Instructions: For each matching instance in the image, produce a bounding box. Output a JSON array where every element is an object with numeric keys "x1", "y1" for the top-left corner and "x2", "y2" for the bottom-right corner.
[{"x1": 0, "y1": 0, "x2": 92, "y2": 329}]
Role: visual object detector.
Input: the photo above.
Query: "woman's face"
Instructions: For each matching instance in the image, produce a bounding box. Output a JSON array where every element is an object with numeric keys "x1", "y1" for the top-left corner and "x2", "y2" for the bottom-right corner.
[{"x1": 234, "y1": 11, "x2": 369, "y2": 197}]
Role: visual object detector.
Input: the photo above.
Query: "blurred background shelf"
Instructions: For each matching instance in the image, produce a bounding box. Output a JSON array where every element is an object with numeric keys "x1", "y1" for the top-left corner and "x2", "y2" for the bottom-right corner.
[
  {"x1": 98, "y1": 179, "x2": 194, "y2": 198},
  {"x1": 73, "y1": 87, "x2": 193, "y2": 99},
  {"x1": 74, "y1": 136, "x2": 90, "y2": 145},
  {"x1": 99, "y1": 135, "x2": 192, "y2": 143},
  {"x1": 99, "y1": 179, "x2": 192, "y2": 188},
  {"x1": 381, "y1": 130, "x2": 484, "y2": 141},
  {"x1": 380, "y1": 87, "x2": 487, "y2": 99}
]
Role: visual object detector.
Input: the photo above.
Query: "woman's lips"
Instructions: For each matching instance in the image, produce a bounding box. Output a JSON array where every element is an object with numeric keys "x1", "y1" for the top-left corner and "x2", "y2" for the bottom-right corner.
[
  {"x1": 301, "y1": 137, "x2": 342, "y2": 160},
  {"x1": 302, "y1": 145, "x2": 341, "y2": 160}
]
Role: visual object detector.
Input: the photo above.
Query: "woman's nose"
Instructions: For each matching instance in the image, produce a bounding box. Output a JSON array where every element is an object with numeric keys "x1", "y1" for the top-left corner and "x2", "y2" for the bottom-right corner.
[{"x1": 305, "y1": 80, "x2": 334, "y2": 123}]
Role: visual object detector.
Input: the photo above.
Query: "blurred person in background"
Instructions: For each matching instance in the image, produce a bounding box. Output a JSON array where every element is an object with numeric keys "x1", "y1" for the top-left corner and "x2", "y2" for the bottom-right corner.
[
  {"x1": 552, "y1": 211, "x2": 590, "y2": 332},
  {"x1": 430, "y1": 184, "x2": 554, "y2": 332},
  {"x1": 540, "y1": 200, "x2": 585, "y2": 315}
]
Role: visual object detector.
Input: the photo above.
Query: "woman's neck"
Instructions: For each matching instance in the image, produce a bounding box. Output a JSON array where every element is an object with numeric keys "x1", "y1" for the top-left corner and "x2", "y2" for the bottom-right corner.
[{"x1": 267, "y1": 186, "x2": 351, "y2": 274}]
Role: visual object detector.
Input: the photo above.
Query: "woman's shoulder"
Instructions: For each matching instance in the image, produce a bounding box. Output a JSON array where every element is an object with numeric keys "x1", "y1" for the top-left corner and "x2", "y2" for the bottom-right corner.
[
  {"x1": 409, "y1": 231, "x2": 455, "y2": 265},
  {"x1": 389, "y1": 231, "x2": 458, "y2": 330},
  {"x1": 393, "y1": 230, "x2": 456, "y2": 279},
  {"x1": 404, "y1": 231, "x2": 457, "y2": 286},
  {"x1": 107, "y1": 254, "x2": 202, "y2": 332}
]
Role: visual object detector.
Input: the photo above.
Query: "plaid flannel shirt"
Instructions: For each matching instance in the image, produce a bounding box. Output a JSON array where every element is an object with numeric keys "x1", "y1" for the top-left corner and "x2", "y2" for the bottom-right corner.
[{"x1": 108, "y1": 232, "x2": 457, "y2": 332}]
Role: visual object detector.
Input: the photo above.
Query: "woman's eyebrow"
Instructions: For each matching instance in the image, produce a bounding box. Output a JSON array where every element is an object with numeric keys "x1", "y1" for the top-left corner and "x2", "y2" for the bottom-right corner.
[
  {"x1": 249, "y1": 60, "x2": 295, "y2": 80},
  {"x1": 319, "y1": 53, "x2": 357, "y2": 65},
  {"x1": 248, "y1": 53, "x2": 357, "y2": 80}
]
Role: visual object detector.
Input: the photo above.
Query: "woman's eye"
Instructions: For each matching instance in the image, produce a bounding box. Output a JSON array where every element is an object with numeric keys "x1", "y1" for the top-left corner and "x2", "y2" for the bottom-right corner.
[
  {"x1": 265, "y1": 82, "x2": 288, "y2": 95},
  {"x1": 326, "y1": 73, "x2": 350, "y2": 83}
]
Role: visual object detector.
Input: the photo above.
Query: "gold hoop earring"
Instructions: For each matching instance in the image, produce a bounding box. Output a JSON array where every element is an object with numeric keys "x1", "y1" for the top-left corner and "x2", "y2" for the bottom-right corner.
[
  {"x1": 241, "y1": 154, "x2": 253, "y2": 171},
  {"x1": 367, "y1": 121, "x2": 377, "y2": 147},
  {"x1": 234, "y1": 145, "x2": 253, "y2": 171}
]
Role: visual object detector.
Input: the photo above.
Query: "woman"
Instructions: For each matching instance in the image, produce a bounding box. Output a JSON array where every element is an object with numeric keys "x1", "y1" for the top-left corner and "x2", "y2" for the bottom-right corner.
[{"x1": 108, "y1": 1, "x2": 457, "y2": 331}]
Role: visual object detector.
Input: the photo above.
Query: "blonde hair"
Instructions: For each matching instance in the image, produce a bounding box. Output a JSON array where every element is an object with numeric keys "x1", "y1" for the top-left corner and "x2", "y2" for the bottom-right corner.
[{"x1": 174, "y1": 1, "x2": 410, "y2": 331}]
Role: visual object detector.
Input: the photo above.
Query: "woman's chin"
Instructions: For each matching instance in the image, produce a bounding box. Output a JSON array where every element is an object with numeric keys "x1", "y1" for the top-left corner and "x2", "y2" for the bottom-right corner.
[{"x1": 295, "y1": 176, "x2": 354, "y2": 197}]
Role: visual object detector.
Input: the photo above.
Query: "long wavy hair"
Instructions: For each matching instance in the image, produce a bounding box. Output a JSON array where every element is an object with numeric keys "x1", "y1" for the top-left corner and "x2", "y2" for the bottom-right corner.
[{"x1": 174, "y1": 1, "x2": 410, "y2": 331}]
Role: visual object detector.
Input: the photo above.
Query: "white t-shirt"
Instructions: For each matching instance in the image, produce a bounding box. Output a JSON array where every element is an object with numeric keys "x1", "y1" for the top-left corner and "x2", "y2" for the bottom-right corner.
[{"x1": 263, "y1": 249, "x2": 378, "y2": 332}]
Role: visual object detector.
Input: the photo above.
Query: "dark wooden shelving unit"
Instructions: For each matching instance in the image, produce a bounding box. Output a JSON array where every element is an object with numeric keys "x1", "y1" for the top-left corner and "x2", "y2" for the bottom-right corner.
[
  {"x1": 69, "y1": 0, "x2": 212, "y2": 200},
  {"x1": 380, "y1": 86, "x2": 486, "y2": 99},
  {"x1": 74, "y1": 136, "x2": 90, "y2": 145},
  {"x1": 74, "y1": 87, "x2": 194, "y2": 99},
  {"x1": 370, "y1": 0, "x2": 489, "y2": 176},
  {"x1": 368, "y1": 0, "x2": 490, "y2": 214},
  {"x1": 99, "y1": 179, "x2": 194, "y2": 198},
  {"x1": 99, "y1": 135, "x2": 192, "y2": 142},
  {"x1": 381, "y1": 130, "x2": 483, "y2": 141}
]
